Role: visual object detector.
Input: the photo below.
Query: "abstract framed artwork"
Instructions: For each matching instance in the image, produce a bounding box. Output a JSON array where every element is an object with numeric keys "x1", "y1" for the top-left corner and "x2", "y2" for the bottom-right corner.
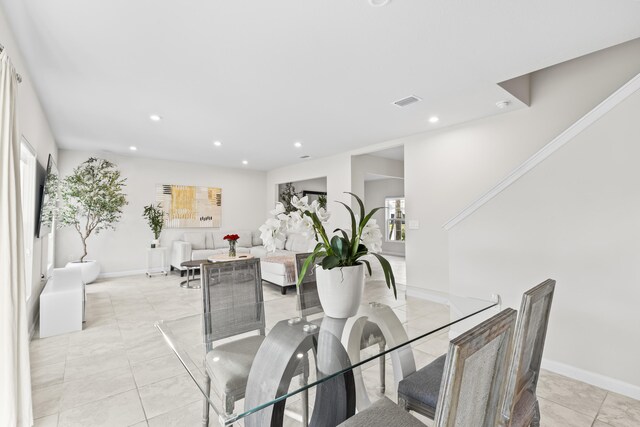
[{"x1": 156, "y1": 184, "x2": 222, "y2": 228}]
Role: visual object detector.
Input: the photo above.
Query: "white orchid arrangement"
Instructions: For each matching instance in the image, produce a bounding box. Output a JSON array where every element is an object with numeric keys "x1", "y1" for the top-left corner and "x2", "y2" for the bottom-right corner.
[{"x1": 259, "y1": 192, "x2": 396, "y2": 298}]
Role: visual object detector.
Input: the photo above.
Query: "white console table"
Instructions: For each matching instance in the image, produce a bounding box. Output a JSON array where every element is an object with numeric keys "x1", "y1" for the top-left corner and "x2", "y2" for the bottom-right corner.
[
  {"x1": 40, "y1": 267, "x2": 84, "y2": 338},
  {"x1": 147, "y1": 247, "x2": 168, "y2": 277}
]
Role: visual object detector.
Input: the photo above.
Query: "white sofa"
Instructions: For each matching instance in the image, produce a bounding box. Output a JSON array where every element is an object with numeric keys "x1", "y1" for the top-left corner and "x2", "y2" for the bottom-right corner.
[
  {"x1": 171, "y1": 230, "x2": 263, "y2": 272},
  {"x1": 257, "y1": 233, "x2": 316, "y2": 294}
]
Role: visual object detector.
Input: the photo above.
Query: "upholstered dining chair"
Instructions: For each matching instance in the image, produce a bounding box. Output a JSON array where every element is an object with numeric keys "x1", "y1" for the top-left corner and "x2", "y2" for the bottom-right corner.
[
  {"x1": 200, "y1": 259, "x2": 265, "y2": 425},
  {"x1": 338, "y1": 308, "x2": 518, "y2": 427},
  {"x1": 295, "y1": 253, "x2": 388, "y2": 393},
  {"x1": 200, "y1": 259, "x2": 308, "y2": 426},
  {"x1": 396, "y1": 279, "x2": 555, "y2": 427}
]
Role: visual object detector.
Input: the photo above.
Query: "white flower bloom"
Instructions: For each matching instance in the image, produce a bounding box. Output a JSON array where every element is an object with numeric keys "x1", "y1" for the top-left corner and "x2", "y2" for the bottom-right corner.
[
  {"x1": 291, "y1": 195, "x2": 310, "y2": 212},
  {"x1": 270, "y1": 202, "x2": 286, "y2": 216},
  {"x1": 361, "y1": 219, "x2": 383, "y2": 253}
]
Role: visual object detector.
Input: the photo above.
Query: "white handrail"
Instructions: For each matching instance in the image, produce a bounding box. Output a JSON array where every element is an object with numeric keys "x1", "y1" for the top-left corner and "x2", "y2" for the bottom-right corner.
[{"x1": 444, "y1": 71, "x2": 640, "y2": 231}]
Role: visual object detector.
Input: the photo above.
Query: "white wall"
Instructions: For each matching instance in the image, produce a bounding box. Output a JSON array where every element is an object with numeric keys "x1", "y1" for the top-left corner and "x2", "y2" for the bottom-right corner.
[
  {"x1": 56, "y1": 150, "x2": 267, "y2": 275},
  {"x1": 449, "y1": 86, "x2": 640, "y2": 398},
  {"x1": 364, "y1": 178, "x2": 405, "y2": 256},
  {"x1": 1, "y1": 6, "x2": 59, "y2": 333},
  {"x1": 351, "y1": 154, "x2": 404, "y2": 205},
  {"x1": 402, "y1": 38, "x2": 640, "y2": 298}
]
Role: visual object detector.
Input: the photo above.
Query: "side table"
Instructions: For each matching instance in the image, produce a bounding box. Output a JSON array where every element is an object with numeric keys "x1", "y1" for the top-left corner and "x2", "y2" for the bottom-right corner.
[
  {"x1": 146, "y1": 247, "x2": 168, "y2": 277},
  {"x1": 180, "y1": 259, "x2": 210, "y2": 289}
]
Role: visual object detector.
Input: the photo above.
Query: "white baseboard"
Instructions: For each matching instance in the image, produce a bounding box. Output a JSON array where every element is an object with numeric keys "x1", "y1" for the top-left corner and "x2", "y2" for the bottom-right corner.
[
  {"x1": 98, "y1": 269, "x2": 149, "y2": 279},
  {"x1": 542, "y1": 358, "x2": 640, "y2": 400},
  {"x1": 405, "y1": 285, "x2": 451, "y2": 304}
]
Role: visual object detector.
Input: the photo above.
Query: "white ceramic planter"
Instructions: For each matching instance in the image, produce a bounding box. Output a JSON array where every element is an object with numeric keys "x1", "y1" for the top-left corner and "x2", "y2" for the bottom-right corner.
[
  {"x1": 316, "y1": 264, "x2": 365, "y2": 318},
  {"x1": 65, "y1": 260, "x2": 100, "y2": 284},
  {"x1": 151, "y1": 239, "x2": 160, "y2": 248}
]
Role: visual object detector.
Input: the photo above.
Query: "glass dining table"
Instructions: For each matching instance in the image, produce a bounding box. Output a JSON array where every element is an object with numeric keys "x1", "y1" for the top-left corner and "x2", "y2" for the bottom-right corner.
[{"x1": 155, "y1": 293, "x2": 498, "y2": 426}]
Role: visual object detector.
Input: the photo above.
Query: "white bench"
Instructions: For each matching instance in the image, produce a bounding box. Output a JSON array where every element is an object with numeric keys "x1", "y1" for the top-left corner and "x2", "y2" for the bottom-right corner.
[{"x1": 39, "y1": 267, "x2": 85, "y2": 338}]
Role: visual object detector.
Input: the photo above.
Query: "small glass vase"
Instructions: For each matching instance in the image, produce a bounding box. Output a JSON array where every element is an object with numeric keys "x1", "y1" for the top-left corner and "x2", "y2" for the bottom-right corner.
[{"x1": 228, "y1": 240, "x2": 237, "y2": 258}]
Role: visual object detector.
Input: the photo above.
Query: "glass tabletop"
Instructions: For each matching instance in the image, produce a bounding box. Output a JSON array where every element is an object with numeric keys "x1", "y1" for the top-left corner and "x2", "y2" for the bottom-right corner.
[{"x1": 155, "y1": 294, "x2": 497, "y2": 426}]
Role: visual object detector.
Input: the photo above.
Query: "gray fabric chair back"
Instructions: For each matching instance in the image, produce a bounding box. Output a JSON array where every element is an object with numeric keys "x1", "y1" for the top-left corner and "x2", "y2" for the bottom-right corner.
[
  {"x1": 434, "y1": 308, "x2": 517, "y2": 427},
  {"x1": 201, "y1": 259, "x2": 265, "y2": 344},
  {"x1": 294, "y1": 252, "x2": 324, "y2": 318},
  {"x1": 501, "y1": 279, "x2": 556, "y2": 424}
]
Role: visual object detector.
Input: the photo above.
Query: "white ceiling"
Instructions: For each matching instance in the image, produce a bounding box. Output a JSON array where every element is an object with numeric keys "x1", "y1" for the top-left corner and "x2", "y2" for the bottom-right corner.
[{"x1": 3, "y1": 1, "x2": 640, "y2": 170}]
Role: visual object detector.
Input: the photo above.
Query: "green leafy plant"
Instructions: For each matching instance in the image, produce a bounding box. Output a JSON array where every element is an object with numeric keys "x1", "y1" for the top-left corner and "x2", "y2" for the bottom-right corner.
[
  {"x1": 297, "y1": 192, "x2": 397, "y2": 298},
  {"x1": 57, "y1": 158, "x2": 128, "y2": 262},
  {"x1": 142, "y1": 203, "x2": 165, "y2": 240},
  {"x1": 279, "y1": 182, "x2": 300, "y2": 213}
]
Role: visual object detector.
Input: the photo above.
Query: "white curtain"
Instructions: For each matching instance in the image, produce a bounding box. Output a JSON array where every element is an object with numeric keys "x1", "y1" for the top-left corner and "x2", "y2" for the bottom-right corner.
[{"x1": 0, "y1": 51, "x2": 33, "y2": 427}]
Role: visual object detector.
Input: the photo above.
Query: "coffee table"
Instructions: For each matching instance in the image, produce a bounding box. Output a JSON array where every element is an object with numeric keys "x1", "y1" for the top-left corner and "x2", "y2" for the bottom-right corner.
[
  {"x1": 207, "y1": 254, "x2": 255, "y2": 262},
  {"x1": 179, "y1": 259, "x2": 210, "y2": 289}
]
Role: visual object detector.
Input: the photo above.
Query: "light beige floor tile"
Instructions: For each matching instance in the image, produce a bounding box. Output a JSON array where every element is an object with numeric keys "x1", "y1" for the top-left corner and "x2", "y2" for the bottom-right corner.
[
  {"x1": 131, "y1": 354, "x2": 185, "y2": 387},
  {"x1": 60, "y1": 366, "x2": 136, "y2": 411},
  {"x1": 58, "y1": 390, "x2": 146, "y2": 427},
  {"x1": 538, "y1": 397, "x2": 595, "y2": 426},
  {"x1": 537, "y1": 370, "x2": 607, "y2": 418},
  {"x1": 32, "y1": 361, "x2": 66, "y2": 390},
  {"x1": 33, "y1": 383, "x2": 63, "y2": 418},
  {"x1": 125, "y1": 333, "x2": 174, "y2": 364},
  {"x1": 138, "y1": 373, "x2": 201, "y2": 419},
  {"x1": 64, "y1": 348, "x2": 130, "y2": 381},
  {"x1": 592, "y1": 422, "x2": 614, "y2": 427},
  {"x1": 34, "y1": 413, "x2": 59, "y2": 427},
  {"x1": 147, "y1": 400, "x2": 202, "y2": 427},
  {"x1": 31, "y1": 344, "x2": 69, "y2": 368},
  {"x1": 596, "y1": 392, "x2": 640, "y2": 427}
]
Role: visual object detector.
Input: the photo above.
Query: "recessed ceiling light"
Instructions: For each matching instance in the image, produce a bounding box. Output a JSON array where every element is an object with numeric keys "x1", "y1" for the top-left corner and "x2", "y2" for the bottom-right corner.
[
  {"x1": 428, "y1": 116, "x2": 439, "y2": 123},
  {"x1": 129, "y1": 146, "x2": 137, "y2": 151},
  {"x1": 294, "y1": 142, "x2": 302, "y2": 148},
  {"x1": 213, "y1": 141, "x2": 222, "y2": 147},
  {"x1": 496, "y1": 100, "x2": 511, "y2": 109},
  {"x1": 369, "y1": 0, "x2": 391, "y2": 7},
  {"x1": 242, "y1": 160, "x2": 248, "y2": 165},
  {"x1": 149, "y1": 114, "x2": 162, "y2": 122}
]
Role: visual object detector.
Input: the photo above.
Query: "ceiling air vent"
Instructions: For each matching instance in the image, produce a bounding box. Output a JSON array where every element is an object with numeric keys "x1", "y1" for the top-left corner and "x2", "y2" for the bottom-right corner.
[
  {"x1": 393, "y1": 95, "x2": 421, "y2": 108},
  {"x1": 300, "y1": 155, "x2": 311, "y2": 159}
]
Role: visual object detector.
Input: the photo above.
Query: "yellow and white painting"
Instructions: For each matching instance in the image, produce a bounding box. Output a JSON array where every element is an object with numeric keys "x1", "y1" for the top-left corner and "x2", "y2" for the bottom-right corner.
[{"x1": 156, "y1": 184, "x2": 222, "y2": 228}]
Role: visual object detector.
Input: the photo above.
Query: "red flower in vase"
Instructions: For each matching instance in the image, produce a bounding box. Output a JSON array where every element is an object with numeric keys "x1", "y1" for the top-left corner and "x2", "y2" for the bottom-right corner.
[{"x1": 223, "y1": 234, "x2": 240, "y2": 241}]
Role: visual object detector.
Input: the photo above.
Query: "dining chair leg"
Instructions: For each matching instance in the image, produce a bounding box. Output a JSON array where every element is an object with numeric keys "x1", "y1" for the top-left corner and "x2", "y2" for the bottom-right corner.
[
  {"x1": 202, "y1": 376, "x2": 211, "y2": 427},
  {"x1": 530, "y1": 400, "x2": 541, "y2": 427},
  {"x1": 398, "y1": 396, "x2": 409, "y2": 412},
  {"x1": 378, "y1": 342, "x2": 386, "y2": 394}
]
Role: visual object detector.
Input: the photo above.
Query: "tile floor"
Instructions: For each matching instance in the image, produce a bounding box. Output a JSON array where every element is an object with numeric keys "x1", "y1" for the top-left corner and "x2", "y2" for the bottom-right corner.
[{"x1": 30, "y1": 258, "x2": 640, "y2": 426}]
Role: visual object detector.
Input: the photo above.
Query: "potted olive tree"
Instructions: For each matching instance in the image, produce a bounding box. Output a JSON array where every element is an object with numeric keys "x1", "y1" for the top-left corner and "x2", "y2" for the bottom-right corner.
[
  {"x1": 142, "y1": 203, "x2": 165, "y2": 248},
  {"x1": 57, "y1": 157, "x2": 127, "y2": 283}
]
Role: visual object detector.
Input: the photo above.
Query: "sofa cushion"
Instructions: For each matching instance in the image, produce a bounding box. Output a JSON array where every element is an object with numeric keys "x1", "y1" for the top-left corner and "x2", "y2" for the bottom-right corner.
[
  {"x1": 285, "y1": 233, "x2": 311, "y2": 252},
  {"x1": 205, "y1": 232, "x2": 215, "y2": 249},
  {"x1": 252, "y1": 230, "x2": 262, "y2": 247},
  {"x1": 235, "y1": 230, "x2": 252, "y2": 248},
  {"x1": 184, "y1": 232, "x2": 206, "y2": 250},
  {"x1": 212, "y1": 231, "x2": 227, "y2": 249}
]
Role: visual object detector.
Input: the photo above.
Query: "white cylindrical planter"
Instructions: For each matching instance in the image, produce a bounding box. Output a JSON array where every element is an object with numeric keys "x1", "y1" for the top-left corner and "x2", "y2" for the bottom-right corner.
[
  {"x1": 316, "y1": 264, "x2": 365, "y2": 318},
  {"x1": 65, "y1": 260, "x2": 100, "y2": 284}
]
